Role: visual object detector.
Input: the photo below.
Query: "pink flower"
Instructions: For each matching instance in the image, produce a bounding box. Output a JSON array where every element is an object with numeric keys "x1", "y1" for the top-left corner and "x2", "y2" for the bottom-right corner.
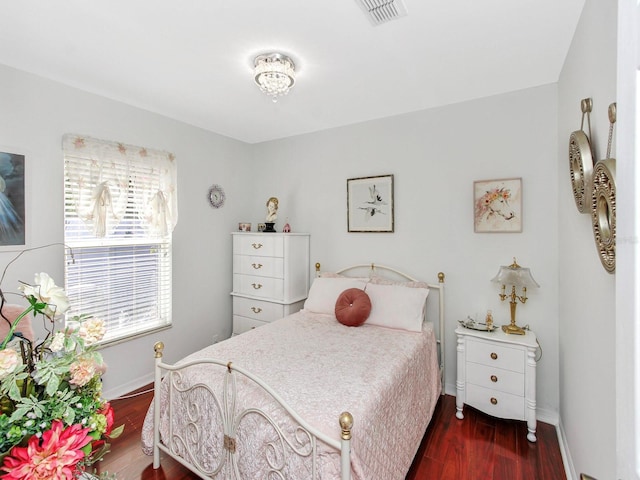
[
  {"x1": 1, "y1": 420, "x2": 91, "y2": 479},
  {"x1": 0, "y1": 349, "x2": 19, "y2": 380},
  {"x1": 78, "y1": 318, "x2": 105, "y2": 345},
  {"x1": 69, "y1": 358, "x2": 96, "y2": 387}
]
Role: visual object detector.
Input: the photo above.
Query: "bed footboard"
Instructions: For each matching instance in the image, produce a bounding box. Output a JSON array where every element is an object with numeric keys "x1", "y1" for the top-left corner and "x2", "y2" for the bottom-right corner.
[{"x1": 152, "y1": 341, "x2": 353, "y2": 480}]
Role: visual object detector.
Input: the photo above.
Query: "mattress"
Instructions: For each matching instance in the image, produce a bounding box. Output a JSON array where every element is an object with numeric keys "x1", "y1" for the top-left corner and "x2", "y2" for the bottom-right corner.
[{"x1": 141, "y1": 309, "x2": 440, "y2": 479}]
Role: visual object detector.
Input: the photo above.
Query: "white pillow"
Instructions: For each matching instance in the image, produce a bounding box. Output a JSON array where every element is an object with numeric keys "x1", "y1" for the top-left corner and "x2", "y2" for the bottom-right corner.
[
  {"x1": 303, "y1": 277, "x2": 368, "y2": 314},
  {"x1": 365, "y1": 282, "x2": 429, "y2": 332}
]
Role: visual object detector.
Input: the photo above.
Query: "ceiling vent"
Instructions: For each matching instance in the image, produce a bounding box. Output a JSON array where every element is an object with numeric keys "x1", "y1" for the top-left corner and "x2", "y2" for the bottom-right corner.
[{"x1": 355, "y1": 0, "x2": 408, "y2": 26}]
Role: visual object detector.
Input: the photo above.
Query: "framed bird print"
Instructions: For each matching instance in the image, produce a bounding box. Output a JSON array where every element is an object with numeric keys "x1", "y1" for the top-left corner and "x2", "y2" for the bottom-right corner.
[{"x1": 347, "y1": 174, "x2": 394, "y2": 232}]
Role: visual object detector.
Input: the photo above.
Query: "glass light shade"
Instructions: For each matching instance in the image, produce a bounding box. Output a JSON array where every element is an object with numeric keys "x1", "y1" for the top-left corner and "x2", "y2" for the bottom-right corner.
[
  {"x1": 254, "y1": 53, "x2": 296, "y2": 101},
  {"x1": 491, "y1": 262, "x2": 539, "y2": 288}
]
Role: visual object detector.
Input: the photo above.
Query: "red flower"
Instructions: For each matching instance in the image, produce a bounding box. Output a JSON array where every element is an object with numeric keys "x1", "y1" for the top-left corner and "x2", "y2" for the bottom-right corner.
[
  {"x1": 1, "y1": 420, "x2": 91, "y2": 480},
  {"x1": 99, "y1": 402, "x2": 115, "y2": 436}
]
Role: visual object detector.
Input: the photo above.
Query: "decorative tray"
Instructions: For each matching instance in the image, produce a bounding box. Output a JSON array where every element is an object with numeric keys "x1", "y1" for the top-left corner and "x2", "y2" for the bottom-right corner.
[{"x1": 458, "y1": 317, "x2": 498, "y2": 332}]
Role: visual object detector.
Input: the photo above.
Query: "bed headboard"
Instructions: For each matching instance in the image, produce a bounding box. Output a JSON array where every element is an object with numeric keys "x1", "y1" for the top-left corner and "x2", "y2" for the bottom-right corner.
[{"x1": 314, "y1": 262, "x2": 446, "y2": 395}]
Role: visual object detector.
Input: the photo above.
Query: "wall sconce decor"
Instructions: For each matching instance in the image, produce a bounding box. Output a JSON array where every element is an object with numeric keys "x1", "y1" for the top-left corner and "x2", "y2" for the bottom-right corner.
[
  {"x1": 567, "y1": 98, "x2": 617, "y2": 274},
  {"x1": 491, "y1": 258, "x2": 539, "y2": 335},
  {"x1": 591, "y1": 103, "x2": 616, "y2": 274},
  {"x1": 568, "y1": 97, "x2": 594, "y2": 214}
]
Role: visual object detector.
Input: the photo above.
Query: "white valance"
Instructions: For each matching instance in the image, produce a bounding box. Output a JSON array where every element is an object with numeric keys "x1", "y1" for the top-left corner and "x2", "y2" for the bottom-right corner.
[{"x1": 63, "y1": 134, "x2": 178, "y2": 237}]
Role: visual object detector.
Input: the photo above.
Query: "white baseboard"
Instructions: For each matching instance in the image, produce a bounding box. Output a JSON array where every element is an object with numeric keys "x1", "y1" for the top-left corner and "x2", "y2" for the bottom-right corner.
[
  {"x1": 536, "y1": 406, "x2": 559, "y2": 426},
  {"x1": 103, "y1": 372, "x2": 155, "y2": 401},
  {"x1": 557, "y1": 418, "x2": 578, "y2": 480},
  {"x1": 444, "y1": 382, "x2": 456, "y2": 396}
]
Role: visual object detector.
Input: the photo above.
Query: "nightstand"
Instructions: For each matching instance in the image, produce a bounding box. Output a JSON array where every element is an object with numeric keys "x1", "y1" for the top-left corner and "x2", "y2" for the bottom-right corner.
[{"x1": 455, "y1": 325, "x2": 538, "y2": 442}]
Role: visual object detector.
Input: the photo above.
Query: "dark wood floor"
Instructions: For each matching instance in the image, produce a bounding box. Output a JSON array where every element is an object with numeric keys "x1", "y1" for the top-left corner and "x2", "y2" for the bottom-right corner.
[{"x1": 95, "y1": 385, "x2": 566, "y2": 479}]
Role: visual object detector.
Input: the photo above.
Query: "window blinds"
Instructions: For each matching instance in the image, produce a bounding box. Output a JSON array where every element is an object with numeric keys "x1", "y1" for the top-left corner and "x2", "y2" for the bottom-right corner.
[{"x1": 63, "y1": 134, "x2": 176, "y2": 344}]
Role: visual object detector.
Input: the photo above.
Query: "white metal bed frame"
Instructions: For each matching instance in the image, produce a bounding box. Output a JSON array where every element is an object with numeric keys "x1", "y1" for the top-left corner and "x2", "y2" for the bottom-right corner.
[{"x1": 152, "y1": 263, "x2": 445, "y2": 480}]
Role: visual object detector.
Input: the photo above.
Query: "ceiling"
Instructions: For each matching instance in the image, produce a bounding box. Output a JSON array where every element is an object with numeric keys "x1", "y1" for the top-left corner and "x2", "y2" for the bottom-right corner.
[{"x1": 0, "y1": 1, "x2": 585, "y2": 144}]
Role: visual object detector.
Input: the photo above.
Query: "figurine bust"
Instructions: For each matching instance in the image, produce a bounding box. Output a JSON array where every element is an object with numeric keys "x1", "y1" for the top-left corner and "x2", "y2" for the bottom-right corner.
[{"x1": 266, "y1": 197, "x2": 279, "y2": 222}]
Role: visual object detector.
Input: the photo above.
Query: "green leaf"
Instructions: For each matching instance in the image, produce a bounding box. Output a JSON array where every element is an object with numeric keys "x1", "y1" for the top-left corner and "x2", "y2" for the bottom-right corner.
[
  {"x1": 45, "y1": 375, "x2": 60, "y2": 396},
  {"x1": 7, "y1": 381, "x2": 22, "y2": 402},
  {"x1": 108, "y1": 424, "x2": 125, "y2": 439},
  {"x1": 89, "y1": 442, "x2": 112, "y2": 463}
]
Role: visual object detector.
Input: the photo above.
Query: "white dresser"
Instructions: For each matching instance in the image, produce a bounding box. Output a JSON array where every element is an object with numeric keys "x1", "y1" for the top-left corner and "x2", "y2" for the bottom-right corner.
[
  {"x1": 231, "y1": 232, "x2": 310, "y2": 335},
  {"x1": 455, "y1": 326, "x2": 538, "y2": 442}
]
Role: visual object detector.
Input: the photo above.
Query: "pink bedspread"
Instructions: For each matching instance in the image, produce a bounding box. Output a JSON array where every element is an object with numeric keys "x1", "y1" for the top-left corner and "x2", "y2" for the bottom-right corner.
[{"x1": 141, "y1": 310, "x2": 440, "y2": 479}]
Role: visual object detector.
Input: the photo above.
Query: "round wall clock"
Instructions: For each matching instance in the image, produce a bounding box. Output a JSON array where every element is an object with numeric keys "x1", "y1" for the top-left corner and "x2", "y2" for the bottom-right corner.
[{"x1": 208, "y1": 184, "x2": 226, "y2": 208}]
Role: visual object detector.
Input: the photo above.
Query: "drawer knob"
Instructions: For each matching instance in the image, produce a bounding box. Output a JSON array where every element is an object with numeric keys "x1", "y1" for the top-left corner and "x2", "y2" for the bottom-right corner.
[
  {"x1": 490, "y1": 352, "x2": 498, "y2": 360},
  {"x1": 490, "y1": 397, "x2": 498, "y2": 405},
  {"x1": 251, "y1": 307, "x2": 262, "y2": 314},
  {"x1": 252, "y1": 243, "x2": 263, "y2": 249},
  {"x1": 251, "y1": 263, "x2": 263, "y2": 269},
  {"x1": 251, "y1": 283, "x2": 263, "y2": 289},
  {"x1": 491, "y1": 375, "x2": 498, "y2": 383}
]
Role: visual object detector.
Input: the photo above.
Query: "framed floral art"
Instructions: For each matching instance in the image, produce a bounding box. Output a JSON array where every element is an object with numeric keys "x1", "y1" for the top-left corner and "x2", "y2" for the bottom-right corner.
[{"x1": 474, "y1": 178, "x2": 522, "y2": 233}]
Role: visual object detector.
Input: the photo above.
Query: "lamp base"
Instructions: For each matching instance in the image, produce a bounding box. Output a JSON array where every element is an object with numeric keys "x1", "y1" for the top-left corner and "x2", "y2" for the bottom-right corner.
[{"x1": 502, "y1": 323, "x2": 526, "y2": 335}]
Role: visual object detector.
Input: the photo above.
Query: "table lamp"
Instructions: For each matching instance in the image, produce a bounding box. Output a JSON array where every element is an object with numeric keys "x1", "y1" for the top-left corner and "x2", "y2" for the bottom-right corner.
[{"x1": 491, "y1": 258, "x2": 539, "y2": 335}]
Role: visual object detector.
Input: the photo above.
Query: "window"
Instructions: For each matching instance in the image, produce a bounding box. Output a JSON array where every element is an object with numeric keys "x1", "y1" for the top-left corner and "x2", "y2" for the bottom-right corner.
[{"x1": 63, "y1": 135, "x2": 177, "y2": 344}]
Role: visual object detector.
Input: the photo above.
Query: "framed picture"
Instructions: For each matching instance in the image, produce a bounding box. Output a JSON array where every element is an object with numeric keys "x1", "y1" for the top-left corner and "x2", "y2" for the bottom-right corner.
[
  {"x1": 0, "y1": 151, "x2": 26, "y2": 246},
  {"x1": 474, "y1": 177, "x2": 522, "y2": 233},
  {"x1": 347, "y1": 174, "x2": 394, "y2": 232}
]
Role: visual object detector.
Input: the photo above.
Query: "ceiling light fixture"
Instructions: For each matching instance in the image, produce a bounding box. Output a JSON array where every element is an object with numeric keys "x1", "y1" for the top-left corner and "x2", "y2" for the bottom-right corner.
[{"x1": 253, "y1": 53, "x2": 296, "y2": 102}]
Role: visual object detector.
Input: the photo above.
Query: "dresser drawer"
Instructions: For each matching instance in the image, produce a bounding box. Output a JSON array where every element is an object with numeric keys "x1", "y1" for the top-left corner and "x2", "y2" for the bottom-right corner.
[
  {"x1": 233, "y1": 274, "x2": 284, "y2": 299},
  {"x1": 465, "y1": 383, "x2": 525, "y2": 421},
  {"x1": 466, "y1": 339, "x2": 525, "y2": 373},
  {"x1": 233, "y1": 296, "x2": 285, "y2": 323},
  {"x1": 232, "y1": 315, "x2": 269, "y2": 335},
  {"x1": 233, "y1": 255, "x2": 284, "y2": 278},
  {"x1": 466, "y1": 362, "x2": 524, "y2": 396},
  {"x1": 233, "y1": 235, "x2": 284, "y2": 257}
]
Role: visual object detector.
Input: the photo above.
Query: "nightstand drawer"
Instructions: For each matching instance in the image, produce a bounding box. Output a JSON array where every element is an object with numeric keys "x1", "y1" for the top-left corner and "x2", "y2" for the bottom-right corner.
[
  {"x1": 466, "y1": 362, "x2": 524, "y2": 396},
  {"x1": 233, "y1": 235, "x2": 284, "y2": 257},
  {"x1": 466, "y1": 339, "x2": 525, "y2": 373},
  {"x1": 232, "y1": 315, "x2": 269, "y2": 335},
  {"x1": 233, "y1": 255, "x2": 284, "y2": 278},
  {"x1": 465, "y1": 384, "x2": 525, "y2": 421},
  {"x1": 233, "y1": 296, "x2": 285, "y2": 323},
  {"x1": 233, "y1": 275, "x2": 284, "y2": 299}
]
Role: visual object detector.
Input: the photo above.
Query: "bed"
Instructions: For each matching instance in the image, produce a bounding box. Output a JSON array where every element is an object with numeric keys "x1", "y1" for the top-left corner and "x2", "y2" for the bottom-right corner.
[{"x1": 141, "y1": 263, "x2": 445, "y2": 479}]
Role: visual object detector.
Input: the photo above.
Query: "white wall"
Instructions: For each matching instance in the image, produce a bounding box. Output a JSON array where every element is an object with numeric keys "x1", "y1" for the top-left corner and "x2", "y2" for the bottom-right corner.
[
  {"x1": 0, "y1": 64, "x2": 253, "y2": 398},
  {"x1": 557, "y1": 0, "x2": 618, "y2": 478},
  {"x1": 247, "y1": 84, "x2": 561, "y2": 420},
  {"x1": 615, "y1": 0, "x2": 639, "y2": 477}
]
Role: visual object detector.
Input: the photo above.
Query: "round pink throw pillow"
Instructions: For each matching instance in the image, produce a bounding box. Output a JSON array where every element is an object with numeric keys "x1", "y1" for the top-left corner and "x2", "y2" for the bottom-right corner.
[{"x1": 335, "y1": 288, "x2": 372, "y2": 327}]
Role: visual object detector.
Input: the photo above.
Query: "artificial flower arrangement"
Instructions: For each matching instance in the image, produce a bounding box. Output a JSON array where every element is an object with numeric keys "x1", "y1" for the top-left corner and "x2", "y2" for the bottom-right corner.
[{"x1": 0, "y1": 272, "x2": 123, "y2": 479}]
